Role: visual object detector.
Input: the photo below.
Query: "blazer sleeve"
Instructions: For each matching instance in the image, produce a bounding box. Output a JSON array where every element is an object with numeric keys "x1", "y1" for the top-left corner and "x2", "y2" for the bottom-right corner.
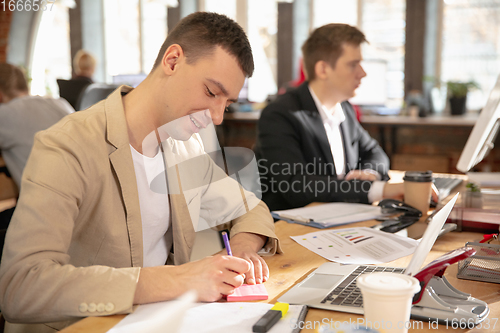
[
  {"x1": 257, "y1": 103, "x2": 373, "y2": 208},
  {"x1": 342, "y1": 102, "x2": 390, "y2": 180},
  {"x1": 0, "y1": 129, "x2": 140, "y2": 323}
]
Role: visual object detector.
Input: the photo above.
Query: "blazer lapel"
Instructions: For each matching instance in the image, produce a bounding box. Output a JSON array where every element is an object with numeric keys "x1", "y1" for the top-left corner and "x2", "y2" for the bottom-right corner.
[
  {"x1": 105, "y1": 86, "x2": 144, "y2": 268},
  {"x1": 296, "y1": 83, "x2": 336, "y2": 168},
  {"x1": 339, "y1": 103, "x2": 356, "y2": 173}
]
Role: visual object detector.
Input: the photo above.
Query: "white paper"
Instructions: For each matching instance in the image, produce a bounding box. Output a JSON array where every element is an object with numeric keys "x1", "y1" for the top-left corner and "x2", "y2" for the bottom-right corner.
[
  {"x1": 291, "y1": 227, "x2": 419, "y2": 264},
  {"x1": 108, "y1": 290, "x2": 197, "y2": 333},
  {"x1": 274, "y1": 202, "x2": 383, "y2": 227},
  {"x1": 108, "y1": 301, "x2": 305, "y2": 333}
]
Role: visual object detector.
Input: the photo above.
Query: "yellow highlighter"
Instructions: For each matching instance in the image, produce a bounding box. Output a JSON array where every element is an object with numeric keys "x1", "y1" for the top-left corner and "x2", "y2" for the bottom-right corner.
[{"x1": 252, "y1": 302, "x2": 289, "y2": 333}]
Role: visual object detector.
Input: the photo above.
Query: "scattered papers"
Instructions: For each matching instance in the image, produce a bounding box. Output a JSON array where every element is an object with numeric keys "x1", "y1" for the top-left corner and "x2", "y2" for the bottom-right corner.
[
  {"x1": 108, "y1": 290, "x2": 196, "y2": 333},
  {"x1": 291, "y1": 227, "x2": 419, "y2": 265},
  {"x1": 109, "y1": 301, "x2": 306, "y2": 333},
  {"x1": 273, "y1": 203, "x2": 383, "y2": 228}
]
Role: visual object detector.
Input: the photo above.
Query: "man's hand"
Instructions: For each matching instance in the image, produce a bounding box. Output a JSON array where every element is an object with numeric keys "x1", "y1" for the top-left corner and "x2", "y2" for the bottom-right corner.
[
  {"x1": 133, "y1": 255, "x2": 250, "y2": 304},
  {"x1": 345, "y1": 169, "x2": 380, "y2": 181},
  {"x1": 229, "y1": 232, "x2": 268, "y2": 285},
  {"x1": 382, "y1": 183, "x2": 439, "y2": 203}
]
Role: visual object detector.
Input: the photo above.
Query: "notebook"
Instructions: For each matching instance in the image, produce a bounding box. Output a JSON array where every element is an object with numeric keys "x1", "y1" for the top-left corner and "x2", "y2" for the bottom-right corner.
[
  {"x1": 272, "y1": 203, "x2": 383, "y2": 229},
  {"x1": 278, "y1": 194, "x2": 459, "y2": 314},
  {"x1": 226, "y1": 283, "x2": 268, "y2": 301}
]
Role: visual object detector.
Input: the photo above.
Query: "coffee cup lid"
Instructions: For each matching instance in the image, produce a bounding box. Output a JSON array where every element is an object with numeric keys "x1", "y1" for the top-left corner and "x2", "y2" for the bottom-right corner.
[
  {"x1": 356, "y1": 272, "x2": 420, "y2": 296},
  {"x1": 403, "y1": 170, "x2": 433, "y2": 182}
]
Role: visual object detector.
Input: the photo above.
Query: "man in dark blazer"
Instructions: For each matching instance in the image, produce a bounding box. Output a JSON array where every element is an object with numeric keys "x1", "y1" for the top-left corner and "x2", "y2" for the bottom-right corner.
[{"x1": 255, "y1": 24, "x2": 405, "y2": 211}]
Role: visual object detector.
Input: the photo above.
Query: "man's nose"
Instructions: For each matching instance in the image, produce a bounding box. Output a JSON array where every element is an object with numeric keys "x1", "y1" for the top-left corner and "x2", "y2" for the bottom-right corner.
[
  {"x1": 359, "y1": 65, "x2": 367, "y2": 79},
  {"x1": 209, "y1": 102, "x2": 225, "y2": 125}
]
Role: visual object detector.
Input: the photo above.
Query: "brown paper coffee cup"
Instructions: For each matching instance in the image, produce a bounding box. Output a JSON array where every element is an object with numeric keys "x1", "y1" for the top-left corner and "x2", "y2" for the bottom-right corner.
[{"x1": 403, "y1": 171, "x2": 433, "y2": 215}]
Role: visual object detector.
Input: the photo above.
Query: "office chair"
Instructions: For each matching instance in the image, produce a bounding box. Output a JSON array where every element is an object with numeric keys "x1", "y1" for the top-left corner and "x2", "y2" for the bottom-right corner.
[
  {"x1": 56, "y1": 79, "x2": 91, "y2": 110},
  {"x1": 76, "y1": 83, "x2": 121, "y2": 111}
]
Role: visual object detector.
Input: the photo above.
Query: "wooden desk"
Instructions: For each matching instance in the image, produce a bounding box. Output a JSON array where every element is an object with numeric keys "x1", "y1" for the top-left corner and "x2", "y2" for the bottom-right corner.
[{"x1": 61, "y1": 217, "x2": 500, "y2": 333}]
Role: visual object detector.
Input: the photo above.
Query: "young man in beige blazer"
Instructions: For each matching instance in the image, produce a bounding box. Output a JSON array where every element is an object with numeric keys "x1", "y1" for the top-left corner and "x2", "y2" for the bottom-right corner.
[{"x1": 0, "y1": 12, "x2": 280, "y2": 333}]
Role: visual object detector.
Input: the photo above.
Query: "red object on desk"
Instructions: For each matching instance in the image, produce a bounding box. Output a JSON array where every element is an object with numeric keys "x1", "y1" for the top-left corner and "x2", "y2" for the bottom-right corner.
[
  {"x1": 226, "y1": 283, "x2": 269, "y2": 301},
  {"x1": 480, "y1": 233, "x2": 499, "y2": 243},
  {"x1": 412, "y1": 247, "x2": 476, "y2": 304}
]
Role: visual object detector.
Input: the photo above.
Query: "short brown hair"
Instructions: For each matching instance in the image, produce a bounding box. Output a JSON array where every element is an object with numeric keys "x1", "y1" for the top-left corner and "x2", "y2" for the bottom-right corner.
[
  {"x1": 0, "y1": 63, "x2": 29, "y2": 99},
  {"x1": 152, "y1": 12, "x2": 254, "y2": 77},
  {"x1": 302, "y1": 24, "x2": 367, "y2": 81}
]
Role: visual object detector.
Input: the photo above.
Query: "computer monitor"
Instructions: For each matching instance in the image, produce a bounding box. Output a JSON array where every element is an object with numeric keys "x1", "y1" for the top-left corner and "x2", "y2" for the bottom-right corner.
[{"x1": 457, "y1": 75, "x2": 500, "y2": 173}]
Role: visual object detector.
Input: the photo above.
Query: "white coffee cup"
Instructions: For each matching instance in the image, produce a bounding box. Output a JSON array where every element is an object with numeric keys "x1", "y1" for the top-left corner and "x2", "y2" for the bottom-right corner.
[{"x1": 356, "y1": 272, "x2": 421, "y2": 333}]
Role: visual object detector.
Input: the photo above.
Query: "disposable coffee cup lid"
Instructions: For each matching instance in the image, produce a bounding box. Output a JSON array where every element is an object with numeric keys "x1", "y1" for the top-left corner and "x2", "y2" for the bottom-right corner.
[
  {"x1": 356, "y1": 272, "x2": 420, "y2": 296},
  {"x1": 403, "y1": 170, "x2": 433, "y2": 182}
]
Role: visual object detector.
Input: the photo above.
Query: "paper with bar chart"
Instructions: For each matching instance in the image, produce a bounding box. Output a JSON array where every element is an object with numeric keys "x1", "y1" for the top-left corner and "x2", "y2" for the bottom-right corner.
[{"x1": 290, "y1": 227, "x2": 419, "y2": 264}]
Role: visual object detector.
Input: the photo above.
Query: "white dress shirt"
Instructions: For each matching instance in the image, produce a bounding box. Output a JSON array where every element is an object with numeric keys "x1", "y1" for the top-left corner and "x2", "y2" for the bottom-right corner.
[{"x1": 308, "y1": 86, "x2": 385, "y2": 202}]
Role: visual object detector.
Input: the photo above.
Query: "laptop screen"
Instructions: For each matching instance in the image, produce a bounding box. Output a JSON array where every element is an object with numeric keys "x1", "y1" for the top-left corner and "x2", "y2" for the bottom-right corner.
[{"x1": 404, "y1": 194, "x2": 459, "y2": 276}]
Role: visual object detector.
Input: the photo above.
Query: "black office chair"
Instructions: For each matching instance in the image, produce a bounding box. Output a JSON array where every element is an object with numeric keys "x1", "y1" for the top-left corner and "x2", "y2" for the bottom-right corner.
[
  {"x1": 56, "y1": 79, "x2": 91, "y2": 110},
  {"x1": 76, "y1": 83, "x2": 121, "y2": 111}
]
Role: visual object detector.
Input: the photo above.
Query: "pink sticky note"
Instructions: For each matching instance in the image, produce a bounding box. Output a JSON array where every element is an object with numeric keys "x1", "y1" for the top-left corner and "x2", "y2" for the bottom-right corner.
[{"x1": 226, "y1": 283, "x2": 268, "y2": 301}]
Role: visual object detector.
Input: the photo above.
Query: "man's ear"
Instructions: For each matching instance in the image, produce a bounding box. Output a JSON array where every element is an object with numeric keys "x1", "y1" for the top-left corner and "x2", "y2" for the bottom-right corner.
[
  {"x1": 314, "y1": 60, "x2": 329, "y2": 80},
  {"x1": 161, "y1": 44, "x2": 184, "y2": 75}
]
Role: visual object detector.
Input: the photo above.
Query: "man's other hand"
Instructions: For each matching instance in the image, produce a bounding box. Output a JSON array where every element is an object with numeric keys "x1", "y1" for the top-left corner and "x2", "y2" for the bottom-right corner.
[{"x1": 229, "y1": 232, "x2": 268, "y2": 285}]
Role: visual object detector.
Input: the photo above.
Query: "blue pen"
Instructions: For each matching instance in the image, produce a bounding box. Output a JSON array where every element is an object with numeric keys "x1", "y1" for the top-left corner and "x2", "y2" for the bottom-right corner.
[{"x1": 222, "y1": 231, "x2": 232, "y2": 256}]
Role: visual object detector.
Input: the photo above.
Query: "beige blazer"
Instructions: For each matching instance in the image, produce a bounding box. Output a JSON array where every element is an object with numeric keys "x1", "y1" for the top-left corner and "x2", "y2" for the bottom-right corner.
[{"x1": 0, "y1": 86, "x2": 280, "y2": 333}]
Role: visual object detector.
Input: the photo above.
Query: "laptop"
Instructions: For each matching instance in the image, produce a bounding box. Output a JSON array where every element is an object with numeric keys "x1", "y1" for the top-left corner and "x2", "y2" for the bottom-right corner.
[{"x1": 278, "y1": 194, "x2": 459, "y2": 314}]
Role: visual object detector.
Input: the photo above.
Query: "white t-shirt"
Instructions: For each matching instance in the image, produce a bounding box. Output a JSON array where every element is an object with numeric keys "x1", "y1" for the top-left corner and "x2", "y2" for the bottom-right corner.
[{"x1": 130, "y1": 145, "x2": 172, "y2": 267}]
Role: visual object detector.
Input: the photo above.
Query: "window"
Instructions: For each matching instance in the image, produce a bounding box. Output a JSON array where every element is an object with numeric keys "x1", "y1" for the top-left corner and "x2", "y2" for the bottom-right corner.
[
  {"x1": 361, "y1": 0, "x2": 406, "y2": 108},
  {"x1": 141, "y1": 0, "x2": 168, "y2": 74},
  {"x1": 312, "y1": 0, "x2": 357, "y2": 28},
  {"x1": 441, "y1": 0, "x2": 500, "y2": 110},
  {"x1": 310, "y1": 0, "x2": 405, "y2": 108},
  {"x1": 203, "y1": 0, "x2": 236, "y2": 19},
  {"x1": 202, "y1": 0, "x2": 278, "y2": 103},
  {"x1": 247, "y1": 0, "x2": 278, "y2": 102},
  {"x1": 31, "y1": 2, "x2": 72, "y2": 96},
  {"x1": 103, "y1": 0, "x2": 142, "y2": 78}
]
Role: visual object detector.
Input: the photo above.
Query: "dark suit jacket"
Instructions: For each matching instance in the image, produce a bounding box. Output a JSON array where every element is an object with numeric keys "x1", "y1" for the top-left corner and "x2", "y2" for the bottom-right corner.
[{"x1": 255, "y1": 82, "x2": 390, "y2": 211}]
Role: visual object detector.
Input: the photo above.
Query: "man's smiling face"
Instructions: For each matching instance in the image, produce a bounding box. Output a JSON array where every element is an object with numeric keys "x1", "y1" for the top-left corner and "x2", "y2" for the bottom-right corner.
[{"x1": 157, "y1": 46, "x2": 245, "y2": 141}]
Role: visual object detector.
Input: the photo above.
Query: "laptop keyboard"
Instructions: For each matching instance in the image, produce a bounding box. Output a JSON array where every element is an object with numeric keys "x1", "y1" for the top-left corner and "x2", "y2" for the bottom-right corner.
[
  {"x1": 434, "y1": 177, "x2": 463, "y2": 200},
  {"x1": 321, "y1": 265, "x2": 405, "y2": 307}
]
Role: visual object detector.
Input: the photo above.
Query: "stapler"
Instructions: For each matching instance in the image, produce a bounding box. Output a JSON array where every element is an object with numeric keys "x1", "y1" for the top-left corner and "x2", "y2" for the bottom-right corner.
[
  {"x1": 373, "y1": 199, "x2": 422, "y2": 233},
  {"x1": 410, "y1": 247, "x2": 489, "y2": 326}
]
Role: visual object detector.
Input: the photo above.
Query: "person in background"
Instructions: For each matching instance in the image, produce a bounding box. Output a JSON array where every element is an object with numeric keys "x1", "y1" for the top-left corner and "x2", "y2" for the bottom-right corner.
[
  {"x1": 255, "y1": 24, "x2": 406, "y2": 211},
  {"x1": 72, "y1": 50, "x2": 96, "y2": 84},
  {"x1": 0, "y1": 12, "x2": 280, "y2": 333},
  {"x1": 57, "y1": 50, "x2": 97, "y2": 109},
  {"x1": 0, "y1": 63, "x2": 73, "y2": 228}
]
